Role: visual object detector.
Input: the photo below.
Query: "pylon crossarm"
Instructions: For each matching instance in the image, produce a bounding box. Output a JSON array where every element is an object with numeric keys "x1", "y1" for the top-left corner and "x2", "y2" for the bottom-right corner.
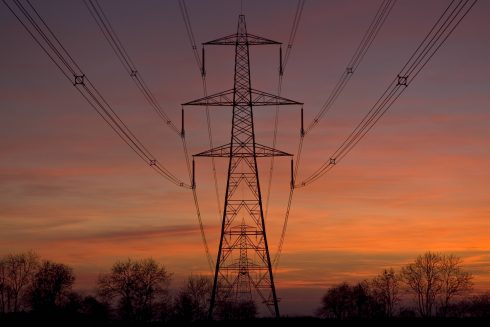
[
  {"x1": 245, "y1": 33, "x2": 281, "y2": 45},
  {"x1": 194, "y1": 143, "x2": 230, "y2": 157},
  {"x1": 254, "y1": 143, "x2": 292, "y2": 156},
  {"x1": 251, "y1": 89, "x2": 303, "y2": 106},
  {"x1": 183, "y1": 88, "x2": 302, "y2": 107},
  {"x1": 222, "y1": 265, "x2": 265, "y2": 271},
  {"x1": 204, "y1": 33, "x2": 241, "y2": 45},
  {"x1": 194, "y1": 143, "x2": 291, "y2": 158},
  {"x1": 182, "y1": 89, "x2": 234, "y2": 106},
  {"x1": 204, "y1": 32, "x2": 280, "y2": 46},
  {"x1": 228, "y1": 228, "x2": 262, "y2": 236}
]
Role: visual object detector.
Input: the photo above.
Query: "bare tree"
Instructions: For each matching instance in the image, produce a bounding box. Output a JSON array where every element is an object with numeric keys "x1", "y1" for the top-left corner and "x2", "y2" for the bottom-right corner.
[
  {"x1": 402, "y1": 252, "x2": 442, "y2": 317},
  {"x1": 401, "y1": 252, "x2": 473, "y2": 317},
  {"x1": 318, "y1": 281, "x2": 384, "y2": 319},
  {"x1": 173, "y1": 275, "x2": 211, "y2": 322},
  {"x1": 0, "y1": 251, "x2": 39, "y2": 313},
  {"x1": 439, "y1": 254, "x2": 473, "y2": 316},
  {"x1": 371, "y1": 268, "x2": 400, "y2": 317},
  {"x1": 28, "y1": 260, "x2": 75, "y2": 312},
  {"x1": 0, "y1": 258, "x2": 7, "y2": 313},
  {"x1": 97, "y1": 258, "x2": 172, "y2": 323},
  {"x1": 318, "y1": 282, "x2": 354, "y2": 319},
  {"x1": 468, "y1": 292, "x2": 490, "y2": 318}
]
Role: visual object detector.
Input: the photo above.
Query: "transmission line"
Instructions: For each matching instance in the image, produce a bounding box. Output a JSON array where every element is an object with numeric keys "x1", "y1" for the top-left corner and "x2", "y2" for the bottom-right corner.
[
  {"x1": 298, "y1": 0, "x2": 478, "y2": 187},
  {"x1": 2, "y1": 0, "x2": 191, "y2": 189},
  {"x1": 264, "y1": 0, "x2": 305, "y2": 220},
  {"x1": 283, "y1": 0, "x2": 306, "y2": 70},
  {"x1": 178, "y1": 0, "x2": 223, "y2": 222},
  {"x1": 273, "y1": 0, "x2": 396, "y2": 267},
  {"x1": 3, "y1": 0, "x2": 216, "y2": 269},
  {"x1": 82, "y1": 0, "x2": 180, "y2": 135},
  {"x1": 273, "y1": 0, "x2": 478, "y2": 265},
  {"x1": 305, "y1": 0, "x2": 397, "y2": 134},
  {"x1": 79, "y1": 0, "x2": 214, "y2": 270}
]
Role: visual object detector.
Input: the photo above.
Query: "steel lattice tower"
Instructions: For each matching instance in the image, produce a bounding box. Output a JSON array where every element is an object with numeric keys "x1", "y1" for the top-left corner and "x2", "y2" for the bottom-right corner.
[{"x1": 183, "y1": 15, "x2": 301, "y2": 318}]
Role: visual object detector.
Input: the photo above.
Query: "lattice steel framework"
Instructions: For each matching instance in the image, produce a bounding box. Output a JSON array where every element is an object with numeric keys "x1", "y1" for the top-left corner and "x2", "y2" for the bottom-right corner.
[{"x1": 183, "y1": 15, "x2": 301, "y2": 318}]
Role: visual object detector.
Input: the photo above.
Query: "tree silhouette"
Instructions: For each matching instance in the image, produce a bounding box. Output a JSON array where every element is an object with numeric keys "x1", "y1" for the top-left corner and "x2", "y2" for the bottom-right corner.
[
  {"x1": 371, "y1": 268, "x2": 400, "y2": 317},
  {"x1": 439, "y1": 254, "x2": 473, "y2": 316},
  {"x1": 97, "y1": 258, "x2": 171, "y2": 323},
  {"x1": 351, "y1": 281, "x2": 378, "y2": 318},
  {"x1": 77, "y1": 295, "x2": 111, "y2": 324},
  {"x1": 468, "y1": 292, "x2": 490, "y2": 318},
  {"x1": 402, "y1": 252, "x2": 443, "y2": 317},
  {"x1": 0, "y1": 251, "x2": 39, "y2": 313},
  {"x1": 318, "y1": 282, "x2": 354, "y2": 319},
  {"x1": 318, "y1": 281, "x2": 381, "y2": 319},
  {"x1": 173, "y1": 275, "x2": 211, "y2": 323},
  {"x1": 28, "y1": 260, "x2": 75, "y2": 312},
  {"x1": 401, "y1": 252, "x2": 473, "y2": 317}
]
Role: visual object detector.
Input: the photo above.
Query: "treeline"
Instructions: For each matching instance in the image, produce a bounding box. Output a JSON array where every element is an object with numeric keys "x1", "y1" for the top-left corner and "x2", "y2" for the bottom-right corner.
[
  {"x1": 0, "y1": 252, "x2": 247, "y2": 326},
  {"x1": 1, "y1": 251, "x2": 490, "y2": 326},
  {"x1": 318, "y1": 251, "x2": 490, "y2": 319}
]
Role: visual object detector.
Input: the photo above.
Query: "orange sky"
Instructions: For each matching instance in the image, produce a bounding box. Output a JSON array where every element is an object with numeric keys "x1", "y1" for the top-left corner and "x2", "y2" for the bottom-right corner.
[{"x1": 1, "y1": 0, "x2": 489, "y2": 315}]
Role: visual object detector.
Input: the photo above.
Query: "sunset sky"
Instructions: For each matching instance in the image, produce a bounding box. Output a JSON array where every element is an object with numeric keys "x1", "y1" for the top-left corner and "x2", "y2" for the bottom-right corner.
[{"x1": 1, "y1": 0, "x2": 489, "y2": 315}]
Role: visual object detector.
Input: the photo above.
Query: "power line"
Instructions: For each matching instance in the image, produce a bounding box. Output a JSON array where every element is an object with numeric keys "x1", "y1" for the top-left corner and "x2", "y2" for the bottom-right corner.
[
  {"x1": 264, "y1": 0, "x2": 305, "y2": 221},
  {"x1": 305, "y1": 0, "x2": 397, "y2": 134},
  {"x1": 178, "y1": 0, "x2": 223, "y2": 223},
  {"x1": 5, "y1": 0, "x2": 478, "y2": 277},
  {"x1": 298, "y1": 0, "x2": 478, "y2": 187},
  {"x1": 177, "y1": 0, "x2": 202, "y2": 70},
  {"x1": 273, "y1": 0, "x2": 478, "y2": 265},
  {"x1": 82, "y1": 0, "x2": 180, "y2": 135},
  {"x1": 3, "y1": 0, "x2": 190, "y2": 188},
  {"x1": 273, "y1": 0, "x2": 396, "y2": 268},
  {"x1": 283, "y1": 0, "x2": 306, "y2": 70},
  {"x1": 81, "y1": 0, "x2": 214, "y2": 270}
]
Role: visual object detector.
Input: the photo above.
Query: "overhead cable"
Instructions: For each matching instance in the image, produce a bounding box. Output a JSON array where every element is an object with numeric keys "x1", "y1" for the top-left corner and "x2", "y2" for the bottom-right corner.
[
  {"x1": 83, "y1": 0, "x2": 180, "y2": 135},
  {"x1": 82, "y1": 0, "x2": 214, "y2": 270},
  {"x1": 298, "y1": 0, "x2": 478, "y2": 187},
  {"x1": 178, "y1": 0, "x2": 223, "y2": 223},
  {"x1": 265, "y1": 0, "x2": 306, "y2": 222},
  {"x1": 2, "y1": 0, "x2": 190, "y2": 188}
]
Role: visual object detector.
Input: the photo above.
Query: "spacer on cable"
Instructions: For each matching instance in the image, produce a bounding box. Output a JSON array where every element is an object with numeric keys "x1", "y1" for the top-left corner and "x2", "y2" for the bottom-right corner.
[
  {"x1": 330, "y1": 158, "x2": 336, "y2": 165},
  {"x1": 130, "y1": 70, "x2": 138, "y2": 77},
  {"x1": 73, "y1": 74, "x2": 85, "y2": 86},
  {"x1": 346, "y1": 67, "x2": 354, "y2": 74},
  {"x1": 149, "y1": 159, "x2": 157, "y2": 166},
  {"x1": 397, "y1": 75, "x2": 408, "y2": 86}
]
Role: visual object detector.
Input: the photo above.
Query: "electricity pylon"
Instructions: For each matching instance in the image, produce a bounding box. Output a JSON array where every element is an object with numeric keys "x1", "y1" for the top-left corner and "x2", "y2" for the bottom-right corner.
[{"x1": 183, "y1": 15, "x2": 302, "y2": 318}]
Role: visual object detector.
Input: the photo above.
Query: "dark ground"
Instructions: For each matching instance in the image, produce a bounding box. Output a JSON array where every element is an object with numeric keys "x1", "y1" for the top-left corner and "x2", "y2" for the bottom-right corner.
[{"x1": 3, "y1": 315, "x2": 490, "y2": 327}]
